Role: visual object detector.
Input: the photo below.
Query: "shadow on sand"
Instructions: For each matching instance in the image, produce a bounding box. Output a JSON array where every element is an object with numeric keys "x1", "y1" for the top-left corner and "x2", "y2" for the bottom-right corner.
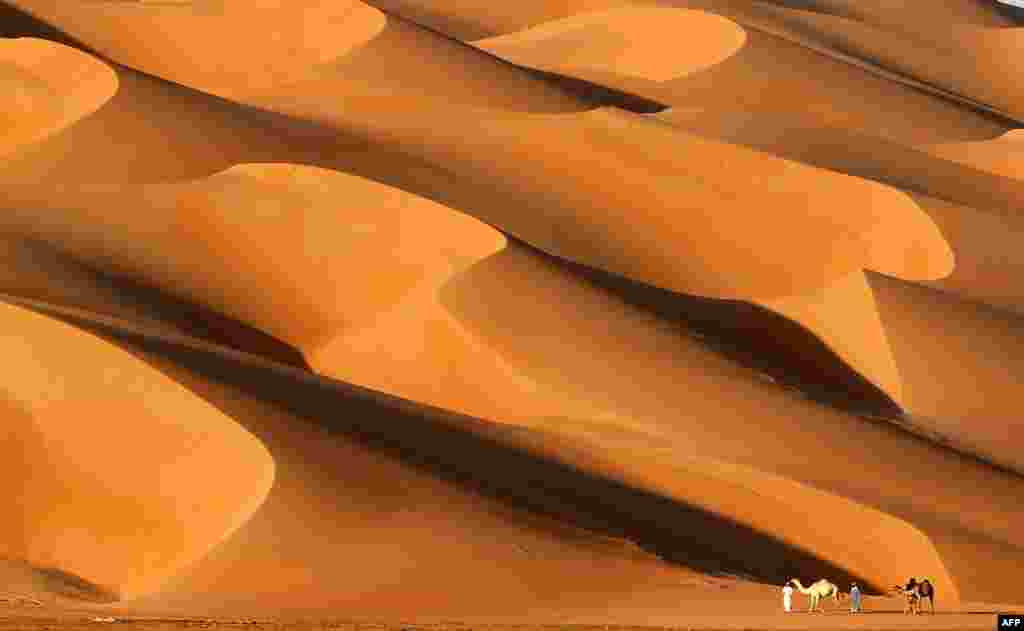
[{"x1": 6, "y1": 292, "x2": 888, "y2": 597}]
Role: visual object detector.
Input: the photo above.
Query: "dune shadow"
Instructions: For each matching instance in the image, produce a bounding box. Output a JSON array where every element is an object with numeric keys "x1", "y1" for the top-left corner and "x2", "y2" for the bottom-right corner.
[
  {"x1": 0, "y1": 3, "x2": 89, "y2": 47},
  {"x1": 0, "y1": 238, "x2": 307, "y2": 369},
  {"x1": 505, "y1": 239, "x2": 902, "y2": 419},
  {"x1": 10, "y1": 297, "x2": 886, "y2": 595},
  {"x1": 511, "y1": 65, "x2": 668, "y2": 114},
  {"x1": 0, "y1": 558, "x2": 118, "y2": 603}
]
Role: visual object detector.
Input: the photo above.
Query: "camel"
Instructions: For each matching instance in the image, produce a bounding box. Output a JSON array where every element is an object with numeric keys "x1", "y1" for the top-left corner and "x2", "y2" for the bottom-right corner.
[
  {"x1": 893, "y1": 585, "x2": 920, "y2": 614},
  {"x1": 788, "y1": 578, "x2": 841, "y2": 613},
  {"x1": 892, "y1": 578, "x2": 935, "y2": 615}
]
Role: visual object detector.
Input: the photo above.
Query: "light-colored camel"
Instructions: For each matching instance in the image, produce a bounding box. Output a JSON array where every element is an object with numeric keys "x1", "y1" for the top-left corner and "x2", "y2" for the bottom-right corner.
[{"x1": 788, "y1": 578, "x2": 842, "y2": 613}]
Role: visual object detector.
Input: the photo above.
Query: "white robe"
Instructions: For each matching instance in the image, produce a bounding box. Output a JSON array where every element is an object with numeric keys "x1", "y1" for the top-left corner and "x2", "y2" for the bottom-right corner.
[{"x1": 783, "y1": 585, "x2": 794, "y2": 612}]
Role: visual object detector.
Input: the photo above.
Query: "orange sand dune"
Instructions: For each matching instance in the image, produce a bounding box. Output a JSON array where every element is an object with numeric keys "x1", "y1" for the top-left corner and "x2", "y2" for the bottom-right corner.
[
  {"x1": 0, "y1": 230, "x2": 1007, "y2": 606},
  {"x1": 0, "y1": 164, "x2": 505, "y2": 363},
  {"x1": 656, "y1": 107, "x2": 1024, "y2": 221},
  {"x1": 0, "y1": 37, "x2": 116, "y2": 158},
  {"x1": 762, "y1": 0, "x2": 1015, "y2": 29},
  {"x1": 907, "y1": 192, "x2": 1024, "y2": 316},
  {"x1": 0, "y1": 64, "x2": 320, "y2": 185},
  {"x1": 358, "y1": 0, "x2": 635, "y2": 40},
  {"x1": 753, "y1": 271, "x2": 904, "y2": 407},
  {"x1": 868, "y1": 272, "x2": 1024, "y2": 475},
  {"x1": 437, "y1": 243, "x2": 1024, "y2": 603},
  {"x1": 478, "y1": 2, "x2": 1012, "y2": 145},
  {"x1": 745, "y1": 4, "x2": 1024, "y2": 121},
  {"x1": 3, "y1": 0, "x2": 387, "y2": 99},
  {"x1": 5, "y1": 2, "x2": 592, "y2": 112},
  {"x1": 926, "y1": 129, "x2": 1024, "y2": 181},
  {"x1": 250, "y1": 75, "x2": 951, "y2": 299},
  {"x1": 21, "y1": 239, "x2": 1013, "y2": 608},
  {"x1": 0, "y1": 236, "x2": 306, "y2": 366},
  {"x1": 0, "y1": 17, "x2": 953, "y2": 305},
  {"x1": 475, "y1": 8, "x2": 747, "y2": 82},
  {"x1": 2, "y1": 0, "x2": 1024, "y2": 623},
  {"x1": 19, "y1": 295, "x2": 1014, "y2": 613},
  {"x1": 0, "y1": 301, "x2": 274, "y2": 599},
  {"x1": 278, "y1": 13, "x2": 591, "y2": 112}
]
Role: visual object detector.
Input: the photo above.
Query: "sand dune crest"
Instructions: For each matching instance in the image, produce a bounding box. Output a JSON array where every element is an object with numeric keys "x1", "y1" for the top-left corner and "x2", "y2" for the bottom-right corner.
[
  {"x1": 0, "y1": 164, "x2": 505, "y2": 358},
  {"x1": 474, "y1": 8, "x2": 747, "y2": 82},
  {"x1": 755, "y1": 271, "x2": 904, "y2": 407},
  {"x1": 0, "y1": 37, "x2": 116, "y2": 158},
  {"x1": 5, "y1": 0, "x2": 387, "y2": 99}
]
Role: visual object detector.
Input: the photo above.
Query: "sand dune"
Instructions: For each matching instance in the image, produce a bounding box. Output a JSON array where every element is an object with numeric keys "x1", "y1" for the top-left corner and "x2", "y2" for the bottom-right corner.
[
  {"x1": 745, "y1": 4, "x2": 1024, "y2": 121},
  {"x1": 5, "y1": 2, "x2": 592, "y2": 112},
  {"x1": 0, "y1": 301, "x2": 274, "y2": 599},
  {"x1": 0, "y1": 164, "x2": 505, "y2": 363},
  {"x1": 0, "y1": 236, "x2": 306, "y2": 366},
  {"x1": 0, "y1": 37, "x2": 116, "y2": 158},
  {"x1": 654, "y1": 108, "x2": 1024, "y2": 216},
  {"x1": 475, "y1": 8, "x2": 747, "y2": 82},
  {"x1": 479, "y1": 3, "x2": 1012, "y2": 144},
  {"x1": 438, "y1": 244, "x2": 1024, "y2": 603},
  {"x1": 9, "y1": 292, "x2": 1003, "y2": 612},
  {"x1": 907, "y1": 192, "x2": 1024, "y2": 316},
  {"x1": 252, "y1": 81, "x2": 952, "y2": 300},
  {"x1": 3, "y1": 0, "x2": 388, "y2": 99},
  {"x1": 0, "y1": 148, "x2": 938, "y2": 407},
  {"x1": 926, "y1": 129, "x2": 1024, "y2": 181},
  {"x1": 0, "y1": 63, "x2": 319, "y2": 185},
  {"x1": 358, "y1": 0, "x2": 636, "y2": 40},
  {"x1": 2, "y1": 0, "x2": 1024, "y2": 624},
  {"x1": 759, "y1": 0, "x2": 1016, "y2": 29},
  {"x1": 868, "y1": 272, "x2": 1024, "y2": 475},
  {"x1": 14, "y1": 239, "x2": 1011, "y2": 607},
  {"x1": 753, "y1": 271, "x2": 904, "y2": 407}
]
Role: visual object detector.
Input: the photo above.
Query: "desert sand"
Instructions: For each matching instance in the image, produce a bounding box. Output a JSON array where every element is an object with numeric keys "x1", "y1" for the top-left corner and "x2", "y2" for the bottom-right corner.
[{"x1": 1, "y1": 0, "x2": 1023, "y2": 629}]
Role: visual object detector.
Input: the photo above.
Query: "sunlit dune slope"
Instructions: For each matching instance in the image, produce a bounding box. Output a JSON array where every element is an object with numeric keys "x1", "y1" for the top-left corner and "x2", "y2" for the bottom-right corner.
[
  {"x1": 280, "y1": 14, "x2": 591, "y2": 112},
  {"x1": 437, "y1": 243, "x2": 1024, "y2": 603},
  {"x1": 2, "y1": 145, "x2": 926, "y2": 408},
  {"x1": 656, "y1": 106, "x2": 1024, "y2": 232},
  {"x1": 0, "y1": 164, "x2": 505, "y2": 363},
  {"x1": 358, "y1": 0, "x2": 634, "y2": 40},
  {"x1": 3, "y1": 0, "x2": 387, "y2": 99},
  {"x1": 29, "y1": 302, "x2": 1007, "y2": 612},
  {"x1": 0, "y1": 37, "x2": 116, "y2": 158},
  {"x1": 475, "y1": 8, "x2": 746, "y2": 82},
  {"x1": 248, "y1": 69, "x2": 950, "y2": 300},
  {"x1": 0, "y1": 64, "x2": 320, "y2": 185},
  {"x1": 102, "y1": 359, "x2": 701, "y2": 619},
  {"x1": 2, "y1": 0, "x2": 1024, "y2": 617},
  {"x1": 926, "y1": 129, "x2": 1024, "y2": 181},
  {"x1": 5, "y1": 2, "x2": 593, "y2": 112},
  {"x1": 0, "y1": 301, "x2": 274, "y2": 599},
  {"x1": 753, "y1": 271, "x2": 904, "y2": 407},
  {"x1": 481, "y1": 3, "x2": 1011, "y2": 146},
  {"x1": 34, "y1": 238, "x2": 1016, "y2": 608}
]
